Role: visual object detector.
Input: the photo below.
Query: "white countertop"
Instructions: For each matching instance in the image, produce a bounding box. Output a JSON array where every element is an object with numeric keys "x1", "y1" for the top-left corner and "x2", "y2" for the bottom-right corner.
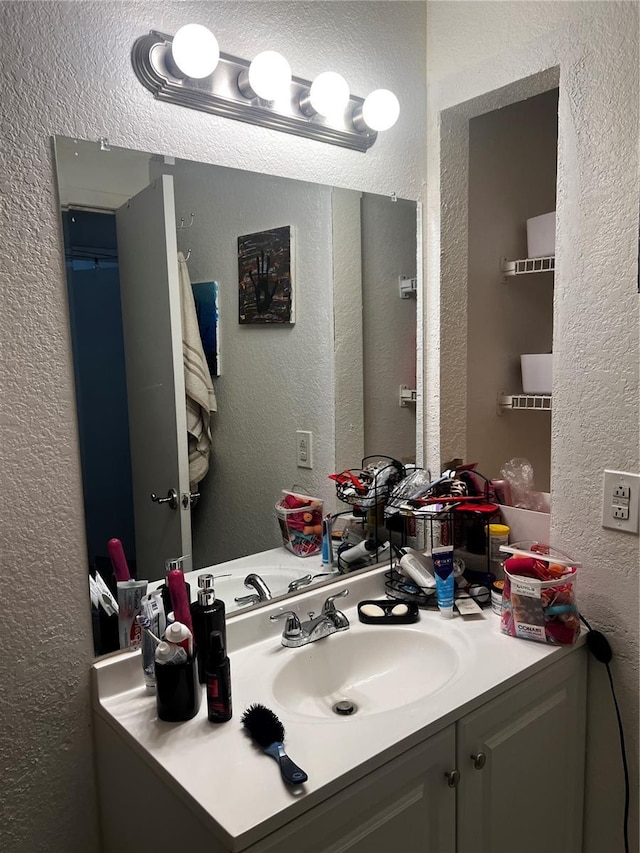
[{"x1": 92, "y1": 562, "x2": 584, "y2": 852}]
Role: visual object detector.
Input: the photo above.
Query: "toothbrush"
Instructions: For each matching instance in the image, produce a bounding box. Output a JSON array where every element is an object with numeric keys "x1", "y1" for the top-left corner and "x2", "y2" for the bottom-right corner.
[
  {"x1": 241, "y1": 703, "x2": 308, "y2": 785},
  {"x1": 136, "y1": 613, "x2": 162, "y2": 645}
]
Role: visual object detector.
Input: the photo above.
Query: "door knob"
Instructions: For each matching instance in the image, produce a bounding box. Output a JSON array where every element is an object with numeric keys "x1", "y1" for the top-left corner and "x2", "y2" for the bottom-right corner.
[
  {"x1": 181, "y1": 492, "x2": 200, "y2": 509},
  {"x1": 150, "y1": 488, "x2": 178, "y2": 510},
  {"x1": 471, "y1": 752, "x2": 486, "y2": 770},
  {"x1": 445, "y1": 769, "x2": 460, "y2": 788}
]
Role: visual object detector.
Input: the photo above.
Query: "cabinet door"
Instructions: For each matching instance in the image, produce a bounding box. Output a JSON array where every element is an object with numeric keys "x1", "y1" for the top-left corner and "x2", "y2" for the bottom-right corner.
[
  {"x1": 456, "y1": 651, "x2": 586, "y2": 853},
  {"x1": 250, "y1": 726, "x2": 456, "y2": 853}
]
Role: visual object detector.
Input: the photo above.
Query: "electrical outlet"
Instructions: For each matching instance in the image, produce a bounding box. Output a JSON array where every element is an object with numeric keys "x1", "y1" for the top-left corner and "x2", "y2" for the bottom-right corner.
[
  {"x1": 296, "y1": 430, "x2": 313, "y2": 469},
  {"x1": 613, "y1": 484, "x2": 631, "y2": 500},
  {"x1": 602, "y1": 470, "x2": 639, "y2": 534}
]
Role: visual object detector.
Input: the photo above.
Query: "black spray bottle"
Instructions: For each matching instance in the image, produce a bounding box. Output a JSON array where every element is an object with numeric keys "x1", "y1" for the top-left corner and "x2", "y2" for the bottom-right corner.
[
  {"x1": 206, "y1": 631, "x2": 232, "y2": 723},
  {"x1": 191, "y1": 574, "x2": 226, "y2": 684}
]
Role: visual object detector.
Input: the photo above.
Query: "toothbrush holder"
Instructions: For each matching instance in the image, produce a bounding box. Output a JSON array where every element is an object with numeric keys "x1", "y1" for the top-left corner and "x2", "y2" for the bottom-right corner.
[{"x1": 155, "y1": 655, "x2": 201, "y2": 722}]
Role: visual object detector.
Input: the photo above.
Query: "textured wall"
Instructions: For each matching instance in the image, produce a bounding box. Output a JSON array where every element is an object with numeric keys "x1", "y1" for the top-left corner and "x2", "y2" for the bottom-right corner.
[
  {"x1": 0, "y1": 3, "x2": 425, "y2": 851},
  {"x1": 426, "y1": 3, "x2": 639, "y2": 851}
]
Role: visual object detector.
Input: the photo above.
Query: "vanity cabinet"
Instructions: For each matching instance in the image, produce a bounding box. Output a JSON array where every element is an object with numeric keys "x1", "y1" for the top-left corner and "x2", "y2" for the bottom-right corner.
[
  {"x1": 250, "y1": 726, "x2": 456, "y2": 853},
  {"x1": 95, "y1": 647, "x2": 585, "y2": 853},
  {"x1": 255, "y1": 652, "x2": 584, "y2": 853},
  {"x1": 456, "y1": 651, "x2": 585, "y2": 853}
]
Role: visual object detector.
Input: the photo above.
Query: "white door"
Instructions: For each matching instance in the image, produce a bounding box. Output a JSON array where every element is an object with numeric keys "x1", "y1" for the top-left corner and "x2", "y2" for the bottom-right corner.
[{"x1": 116, "y1": 175, "x2": 191, "y2": 581}]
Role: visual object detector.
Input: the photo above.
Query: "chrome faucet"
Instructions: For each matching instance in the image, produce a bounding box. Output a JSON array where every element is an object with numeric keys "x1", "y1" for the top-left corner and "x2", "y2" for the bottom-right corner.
[
  {"x1": 234, "y1": 573, "x2": 273, "y2": 607},
  {"x1": 270, "y1": 589, "x2": 350, "y2": 648}
]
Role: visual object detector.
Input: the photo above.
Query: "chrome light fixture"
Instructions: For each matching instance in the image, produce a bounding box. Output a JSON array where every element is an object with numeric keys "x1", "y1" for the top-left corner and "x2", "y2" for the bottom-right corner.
[{"x1": 131, "y1": 29, "x2": 400, "y2": 152}]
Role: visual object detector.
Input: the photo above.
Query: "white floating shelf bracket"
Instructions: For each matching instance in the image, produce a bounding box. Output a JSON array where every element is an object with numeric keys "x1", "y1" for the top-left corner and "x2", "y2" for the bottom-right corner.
[
  {"x1": 400, "y1": 385, "x2": 418, "y2": 407},
  {"x1": 399, "y1": 276, "x2": 417, "y2": 298}
]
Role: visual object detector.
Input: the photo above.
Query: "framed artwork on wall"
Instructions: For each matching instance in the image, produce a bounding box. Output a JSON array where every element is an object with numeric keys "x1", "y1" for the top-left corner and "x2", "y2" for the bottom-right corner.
[
  {"x1": 191, "y1": 280, "x2": 220, "y2": 376},
  {"x1": 237, "y1": 225, "x2": 294, "y2": 324}
]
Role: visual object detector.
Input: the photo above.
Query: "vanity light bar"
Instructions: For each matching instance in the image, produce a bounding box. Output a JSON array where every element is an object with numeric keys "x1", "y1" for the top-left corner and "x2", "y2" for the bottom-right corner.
[{"x1": 132, "y1": 31, "x2": 391, "y2": 152}]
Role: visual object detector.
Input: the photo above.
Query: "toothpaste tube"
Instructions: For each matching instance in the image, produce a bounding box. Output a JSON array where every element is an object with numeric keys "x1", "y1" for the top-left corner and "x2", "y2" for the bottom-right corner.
[
  {"x1": 321, "y1": 516, "x2": 333, "y2": 566},
  {"x1": 432, "y1": 545, "x2": 455, "y2": 619},
  {"x1": 140, "y1": 591, "x2": 166, "y2": 693},
  {"x1": 117, "y1": 578, "x2": 148, "y2": 649}
]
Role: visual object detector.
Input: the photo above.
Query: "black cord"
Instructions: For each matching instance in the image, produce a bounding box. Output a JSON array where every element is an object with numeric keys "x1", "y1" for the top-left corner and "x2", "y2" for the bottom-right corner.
[{"x1": 579, "y1": 614, "x2": 629, "y2": 853}]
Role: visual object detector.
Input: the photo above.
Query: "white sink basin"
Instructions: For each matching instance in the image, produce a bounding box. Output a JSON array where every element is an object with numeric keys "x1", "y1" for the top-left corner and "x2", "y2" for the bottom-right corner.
[{"x1": 270, "y1": 627, "x2": 465, "y2": 718}]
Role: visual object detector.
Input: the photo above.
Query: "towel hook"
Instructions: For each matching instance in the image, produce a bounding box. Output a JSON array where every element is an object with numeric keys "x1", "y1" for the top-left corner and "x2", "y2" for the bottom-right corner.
[{"x1": 177, "y1": 213, "x2": 195, "y2": 230}]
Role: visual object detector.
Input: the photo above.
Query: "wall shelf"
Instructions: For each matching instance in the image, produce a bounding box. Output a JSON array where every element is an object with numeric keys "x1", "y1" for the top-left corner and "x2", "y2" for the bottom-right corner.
[
  {"x1": 501, "y1": 256, "x2": 554, "y2": 283},
  {"x1": 498, "y1": 393, "x2": 552, "y2": 414}
]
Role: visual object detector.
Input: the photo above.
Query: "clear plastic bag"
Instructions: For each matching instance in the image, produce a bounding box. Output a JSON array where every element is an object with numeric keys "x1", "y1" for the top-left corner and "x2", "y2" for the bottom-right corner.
[
  {"x1": 500, "y1": 457, "x2": 547, "y2": 512},
  {"x1": 500, "y1": 541, "x2": 580, "y2": 645}
]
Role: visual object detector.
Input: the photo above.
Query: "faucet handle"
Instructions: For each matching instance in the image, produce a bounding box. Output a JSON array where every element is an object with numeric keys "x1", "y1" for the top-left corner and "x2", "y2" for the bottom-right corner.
[
  {"x1": 322, "y1": 588, "x2": 349, "y2": 614},
  {"x1": 234, "y1": 593, "x2": 260, "y2": 607},
  {"x1": 270, "y1": 610, "x2": 303, "y2": 637}
]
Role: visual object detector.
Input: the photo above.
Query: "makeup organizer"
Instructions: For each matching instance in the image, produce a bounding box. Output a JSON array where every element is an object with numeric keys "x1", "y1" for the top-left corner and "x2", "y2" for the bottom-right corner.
[
  {"x1": 330, "y1": 455, "x2": 405, "y2": 573},
  {"x1": 382, "y1": 468, "x2": 501, "y2": 610}
]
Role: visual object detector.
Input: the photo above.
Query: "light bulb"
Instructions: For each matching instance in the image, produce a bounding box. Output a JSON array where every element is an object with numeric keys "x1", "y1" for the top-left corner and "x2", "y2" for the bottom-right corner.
[
  {"x1": 248, "y1": 51, "x2": 292, "y2": 101},
  {"x1": 309, "y1": 71, "x2": 350, "y2": 117},
  {"x1": 171, "y1": 24, "x2": 219, "y2": 79},
  {"x1": 361, "y1": 89, "x2": 400, "y2": 132}
]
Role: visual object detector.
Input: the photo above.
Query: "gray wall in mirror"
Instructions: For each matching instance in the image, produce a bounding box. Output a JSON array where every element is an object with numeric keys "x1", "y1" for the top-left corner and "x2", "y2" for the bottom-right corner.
[{"x1": 55, "y1": 136, "x2": 417, "y2": 598}]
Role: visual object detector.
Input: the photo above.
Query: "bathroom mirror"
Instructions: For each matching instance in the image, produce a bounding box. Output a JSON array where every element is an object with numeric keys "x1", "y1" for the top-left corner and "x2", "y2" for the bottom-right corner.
[{"x1": 54, "y1": 136, "x2": 418, "y2": 627}]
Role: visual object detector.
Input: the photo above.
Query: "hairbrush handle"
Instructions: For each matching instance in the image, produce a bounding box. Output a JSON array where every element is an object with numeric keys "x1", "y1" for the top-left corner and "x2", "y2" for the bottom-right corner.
[{"x1": 264, "y1": 742, "x2": 308, "y2": 785}]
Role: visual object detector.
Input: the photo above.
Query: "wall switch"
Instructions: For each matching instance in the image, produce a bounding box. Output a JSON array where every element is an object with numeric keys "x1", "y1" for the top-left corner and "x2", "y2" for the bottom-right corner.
[
  {"x1": 602, "y1": 470, "x2": 639, "y2": 534},
  {"x1": 296, "y1": 430, "x2": 313, "y2": 469}
]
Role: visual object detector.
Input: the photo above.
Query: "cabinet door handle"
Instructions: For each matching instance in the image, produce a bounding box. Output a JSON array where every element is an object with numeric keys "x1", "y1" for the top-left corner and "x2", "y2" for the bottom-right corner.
[
  {"x1": 471, "y1": 752, "x2": 486, "y2": 770},
  {"x1": 444, "y1": 769, "x2": 460, "y2": 788}
]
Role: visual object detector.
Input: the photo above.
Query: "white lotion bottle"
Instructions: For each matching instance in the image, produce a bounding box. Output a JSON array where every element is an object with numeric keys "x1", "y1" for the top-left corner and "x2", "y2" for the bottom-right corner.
[{"x1": 398, "y1": 548, "x2": 436, "y2": 589}]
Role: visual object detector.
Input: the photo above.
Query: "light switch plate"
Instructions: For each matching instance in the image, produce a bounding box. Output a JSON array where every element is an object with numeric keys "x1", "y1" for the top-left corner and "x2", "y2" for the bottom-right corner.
[
  {"x1": 602, "y1": 470, "x2": 639, "y2": 534},
  {"x1": 296, "y1": 430, "x2": 313, "y2": 469}
]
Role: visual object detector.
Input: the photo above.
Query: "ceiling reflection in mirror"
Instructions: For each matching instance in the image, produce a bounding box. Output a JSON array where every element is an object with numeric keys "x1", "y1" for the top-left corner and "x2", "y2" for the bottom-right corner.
[{"x1": 54, "y1": 136, "x2": 419, "y2": 650}]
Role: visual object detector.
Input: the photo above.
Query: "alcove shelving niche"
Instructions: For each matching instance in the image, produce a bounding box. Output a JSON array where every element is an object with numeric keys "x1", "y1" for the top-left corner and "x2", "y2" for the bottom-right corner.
[{"x1": 466, "y1": 87, "x2": 558, "y2": 493}]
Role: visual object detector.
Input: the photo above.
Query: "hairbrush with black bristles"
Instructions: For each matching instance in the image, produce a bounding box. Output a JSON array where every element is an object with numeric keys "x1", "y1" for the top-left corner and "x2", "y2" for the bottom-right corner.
[{"x1": 241, "y1": 703, "x2": 308, "y2": 785}]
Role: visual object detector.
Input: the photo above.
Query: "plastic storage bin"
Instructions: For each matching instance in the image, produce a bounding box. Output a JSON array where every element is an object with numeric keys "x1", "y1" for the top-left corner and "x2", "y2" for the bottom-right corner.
[
  {"x1": 520, "y1": 353, "x2": 552, "y2": 394},
  {"x1": 276, "y1": 493, "x2": 323, "y2": 557},
  {"x1": 526, "y1": 211, "x2": 555, "y2": 258}
]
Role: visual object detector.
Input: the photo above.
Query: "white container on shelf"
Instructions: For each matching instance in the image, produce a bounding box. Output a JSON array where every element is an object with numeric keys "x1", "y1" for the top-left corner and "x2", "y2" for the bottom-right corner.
[
  {"x1": 526, "y1": 211, "x2": 555, "y2": 259},
  {"x1": 520, "y1": 353, "x2": 552, "y2": 394}
]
